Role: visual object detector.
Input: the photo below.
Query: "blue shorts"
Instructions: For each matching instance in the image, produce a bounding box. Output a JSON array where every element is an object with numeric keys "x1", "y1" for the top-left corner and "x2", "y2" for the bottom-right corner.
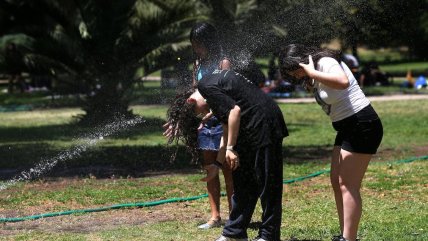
[{"x1": 198, "y1": 117, "x2": 223, "y2": 151}]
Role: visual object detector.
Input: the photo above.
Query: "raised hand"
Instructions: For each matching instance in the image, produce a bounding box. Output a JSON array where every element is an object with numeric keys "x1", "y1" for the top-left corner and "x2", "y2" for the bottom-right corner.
[
  {"x1": 299, "y1": 55, "x2": 316, "y2": 78},
  {"x1": 162, "y1": 122, "x2": 178, "y2": 142}
]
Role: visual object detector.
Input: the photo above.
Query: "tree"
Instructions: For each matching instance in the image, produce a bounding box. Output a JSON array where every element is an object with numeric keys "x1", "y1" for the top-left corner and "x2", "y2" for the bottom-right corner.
[
  {"x1": 199, "y1": 0, "x2": 344, "y2": 57},
  {"x1": 327, "y1": 0, "x2": 428, "y2": 60},
  {"x1": 0, "y1": 0, "x2": 199, "y2": 125}
]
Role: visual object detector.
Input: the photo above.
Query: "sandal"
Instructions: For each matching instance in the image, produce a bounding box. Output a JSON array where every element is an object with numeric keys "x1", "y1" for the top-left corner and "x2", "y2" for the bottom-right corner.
[{"x1": 197, "y1": 218, "x2": 221, "y2": 229}]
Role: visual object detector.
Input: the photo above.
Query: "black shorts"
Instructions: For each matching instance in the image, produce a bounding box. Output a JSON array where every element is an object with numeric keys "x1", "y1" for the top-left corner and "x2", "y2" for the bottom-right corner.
[{"x1": 333, "y1": 104, "x2": 383, "y2": 154}]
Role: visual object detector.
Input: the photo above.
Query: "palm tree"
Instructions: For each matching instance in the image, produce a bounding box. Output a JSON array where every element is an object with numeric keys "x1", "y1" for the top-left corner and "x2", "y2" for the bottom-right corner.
[{"x1": 0, "y1": 0, "x2": 198, "y2": 125}]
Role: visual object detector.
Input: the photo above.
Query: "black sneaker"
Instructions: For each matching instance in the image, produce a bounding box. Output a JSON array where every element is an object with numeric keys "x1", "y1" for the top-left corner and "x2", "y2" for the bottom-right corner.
[
  {"x1": 332, "y1": 234, "x2": 343, "y2": 241},
  {"x1": 251, "y1": 237, "x2": 268, "y2": 241},
  {"x1": 332, "y1": 235, "x2": 360, "y2": 241}
]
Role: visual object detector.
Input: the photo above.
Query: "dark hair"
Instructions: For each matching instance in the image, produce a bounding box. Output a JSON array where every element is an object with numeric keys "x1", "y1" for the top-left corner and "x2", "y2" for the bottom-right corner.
[
  {"x1": 166, "y1": 89, "x2": 200, "y2": 162},
  {"x1": 278, "y1": 44, "x2": 342, "y2": 79},
  {"x1": 190, "y1": 22, "x2": 222, "y2": 60}
]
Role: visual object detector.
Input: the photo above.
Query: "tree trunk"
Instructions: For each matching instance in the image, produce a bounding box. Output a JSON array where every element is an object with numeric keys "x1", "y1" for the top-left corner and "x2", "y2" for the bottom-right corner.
[
  {"x1": 79, "y1": 76, "x2": 134, "y2": 126},
  {"x1": 352, "y1": 44, "x2": 359, "y2": 62}
]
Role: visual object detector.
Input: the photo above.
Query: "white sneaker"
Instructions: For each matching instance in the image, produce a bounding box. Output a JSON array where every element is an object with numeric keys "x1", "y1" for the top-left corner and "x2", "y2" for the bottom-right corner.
[{"x1": 214, "y1": 235, "x2": 248, "y2": 241}]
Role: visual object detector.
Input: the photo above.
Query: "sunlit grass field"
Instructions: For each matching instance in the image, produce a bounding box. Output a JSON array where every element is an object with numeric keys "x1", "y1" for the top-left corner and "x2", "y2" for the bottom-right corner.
[
  {"x1": 2, "y1": 159, "x2": 426, "y2": 240},
  {"x1": 0, "y1": 100, "x2": 427, "y2": 240}
]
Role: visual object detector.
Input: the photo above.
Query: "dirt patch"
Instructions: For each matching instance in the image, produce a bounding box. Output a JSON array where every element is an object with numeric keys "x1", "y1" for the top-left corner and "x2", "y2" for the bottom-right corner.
[
  {"x1": 0, "y1": 202, "x2": 208, "y2": 236},
  {"x1": 414, "y1": 145, "x2": 428, "y2": 157}
]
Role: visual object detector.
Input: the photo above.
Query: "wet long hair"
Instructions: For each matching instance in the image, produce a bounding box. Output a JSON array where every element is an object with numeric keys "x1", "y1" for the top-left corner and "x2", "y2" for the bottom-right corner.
[
  {"x1": 278, "y1": 44, "x2": 342, "y2": 83},
  {"x1": 190, "y1": 22, "x2": 223, "y2": 63},
  {"x1": 166, "y1": 89, "x2": 200, "y2": 162}
]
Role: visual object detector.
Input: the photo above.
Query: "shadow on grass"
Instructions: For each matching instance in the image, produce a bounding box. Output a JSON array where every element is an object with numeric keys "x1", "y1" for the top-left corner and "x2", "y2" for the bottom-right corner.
[
  {"x1": 0, "y1": 143, "x2": 332, "y2": 180},
  {"x1": 0, "y1": 144, "x2": 197, "y2": 179},
  {"x1": 0, "y1": 117, "x2": 165, "y2": 142},
  {"x1": 0, "y1": 117, "x2": 332, "y2": 179},
  {"x1": 247, "y1": 221, "x2": 321, "y2": 241}
]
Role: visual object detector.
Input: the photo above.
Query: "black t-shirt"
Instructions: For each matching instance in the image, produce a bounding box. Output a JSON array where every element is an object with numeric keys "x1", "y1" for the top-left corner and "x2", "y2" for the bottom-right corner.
[{"x1": 198, "y1": 69, "x2": 288, "y2": 148}]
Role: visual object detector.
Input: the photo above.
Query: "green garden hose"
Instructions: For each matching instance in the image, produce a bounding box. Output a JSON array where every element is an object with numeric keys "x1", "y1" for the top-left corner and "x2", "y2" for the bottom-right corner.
[{"x1": 1, "y1": 155, "x2": 427, "y2": 223}]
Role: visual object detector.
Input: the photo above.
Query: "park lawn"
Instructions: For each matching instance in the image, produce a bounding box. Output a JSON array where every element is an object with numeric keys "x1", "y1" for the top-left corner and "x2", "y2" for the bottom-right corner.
[
  {"x1": 0, "y1": 100, "x2": 427, "y2": 170},
  {"x1": 380, "y1": 62, "x2": 428, "y2": 75},
  {"x1": 0, "y1": 100, "x2": 427, "y2": 240},
  {"x1": 1, "y1": 158, "x2": 427, "y2": 240}
]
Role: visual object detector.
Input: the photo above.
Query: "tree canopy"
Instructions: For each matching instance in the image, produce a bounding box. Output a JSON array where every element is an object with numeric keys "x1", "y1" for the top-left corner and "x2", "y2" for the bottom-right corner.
[{"x1": 1, "y1": 0, "x2": 426, "y2": 125}]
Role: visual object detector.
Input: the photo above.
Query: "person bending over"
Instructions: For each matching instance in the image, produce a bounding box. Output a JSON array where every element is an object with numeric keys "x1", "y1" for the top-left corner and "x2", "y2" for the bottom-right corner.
[
  {"x1": 166, "y1": 69, "x2": 288, "y2": 241},
  {"x1": 279, "y1": 44, "x2": 383, "y2": 241}
]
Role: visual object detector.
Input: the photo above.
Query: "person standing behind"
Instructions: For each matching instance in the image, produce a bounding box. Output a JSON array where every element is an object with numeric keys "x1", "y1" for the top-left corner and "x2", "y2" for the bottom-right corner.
[
  {"x1": 5, "y1": 43, "x2": 27, "y2": 93},
  {"x1": 279, "y1": 44, "x2": 383, "y2": 241},
  {"x1": 164, "y1": 22, "x2": 234, "y2": 229}
]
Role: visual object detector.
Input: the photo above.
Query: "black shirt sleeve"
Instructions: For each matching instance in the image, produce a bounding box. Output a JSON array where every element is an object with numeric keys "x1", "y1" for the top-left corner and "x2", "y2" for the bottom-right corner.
[
  {"x1": 199, "y1": 70, "x2": 288, "y2": 148},
  {"x1": 198, "y1": 77, "x2": 236, "y2": 124}
]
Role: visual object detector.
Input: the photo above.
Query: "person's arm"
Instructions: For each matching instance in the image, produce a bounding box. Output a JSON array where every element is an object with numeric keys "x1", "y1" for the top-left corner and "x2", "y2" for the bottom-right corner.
[
  {"x1": 199, "y1": 60, "x2": 231, "y2": 122},
  {"x1": 226, "y1": 105, "x2": 240, "y2": 149},
  {"x1": 162, "y1": 121, "x2": 178, "y2": 143},
  {"x1": 218, "y1": 129, "x2": 227, "y2": 163},
  {"x1": 225, "y1": 105, "x2": 240, "y2": 171},
  {"x1": 300, "y1": 55, "x2": 349, "y2": 90}
]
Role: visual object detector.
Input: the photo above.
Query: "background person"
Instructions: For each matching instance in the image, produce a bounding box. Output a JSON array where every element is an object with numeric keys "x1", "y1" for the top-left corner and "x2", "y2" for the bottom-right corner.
[
  {"x1": 359, "y1": 61, "x2": 390, "y2": 87},
  {"x1": 5, "y1": 43, "x2": 27, "y2": 93},
  {"x1": 279, "y1": 44, "x2": 383, "y2": 241},
  {"x1": 164, "y1": 22, "x2": 233, "y2": 229}
]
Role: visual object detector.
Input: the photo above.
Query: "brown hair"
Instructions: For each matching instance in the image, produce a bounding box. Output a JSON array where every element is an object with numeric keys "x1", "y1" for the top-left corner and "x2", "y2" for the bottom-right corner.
[{"x1": 166, "y1": 89, "x2": 200, "y2": 162}]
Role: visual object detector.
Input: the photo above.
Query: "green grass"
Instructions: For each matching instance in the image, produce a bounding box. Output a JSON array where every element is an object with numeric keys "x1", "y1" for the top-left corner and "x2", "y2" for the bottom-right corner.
[
  {"x1": 357, "y1": 47, "x2": 406, "y2": 63},
  {"x1": 0, "y1": 100, "x2": 427, "y2": 169},
  {"x1": 0, "y1": 100, "x2": 427, "y2": 240},
  {"x1": 380, "y1": 62, "x2": 428, "y2": 75},
  {"x1": 1, "y1": 160, "x2": 426, "y2": 240}
]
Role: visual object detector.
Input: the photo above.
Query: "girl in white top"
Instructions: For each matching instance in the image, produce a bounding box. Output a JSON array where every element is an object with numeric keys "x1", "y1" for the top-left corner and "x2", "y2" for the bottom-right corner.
[{"x1": 279, "y1": 44, "x2": 383, "y2": 241}]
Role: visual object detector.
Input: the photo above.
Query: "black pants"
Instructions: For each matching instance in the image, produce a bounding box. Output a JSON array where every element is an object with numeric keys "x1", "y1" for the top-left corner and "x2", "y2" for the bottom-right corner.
[{"x1": 222, "y1": 140, "x2": 283, "y2": 241}]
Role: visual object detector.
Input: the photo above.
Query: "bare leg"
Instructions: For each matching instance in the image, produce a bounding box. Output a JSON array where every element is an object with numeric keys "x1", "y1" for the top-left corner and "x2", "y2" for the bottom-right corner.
[
  {"x1": 330, "y1": 146, "x2": 344, "y2": 233},
  {"x1": 339, "y1": 149, "x2": 372, "y2": 241},
  {"x1": 203, "y1": 150, "x2": 221, "y2": 221}
]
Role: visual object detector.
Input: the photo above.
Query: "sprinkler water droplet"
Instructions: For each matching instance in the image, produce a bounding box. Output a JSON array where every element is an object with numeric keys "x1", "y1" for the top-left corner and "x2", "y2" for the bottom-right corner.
[{"x1": 0, "y1": 116, "x2": 145, "y2": 191}]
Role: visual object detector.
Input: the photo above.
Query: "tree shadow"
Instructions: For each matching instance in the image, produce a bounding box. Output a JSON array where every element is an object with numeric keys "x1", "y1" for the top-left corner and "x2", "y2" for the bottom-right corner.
[
  {"x1": 0, "y1": 143, "x2": 333, "y2": 180},
  {"x1": 0, "y1": 117, "x2": 165, "y2": 142},
  {"x1": 0, "y1": 117, "x2": 333, "y2": 179},
  {"x1": 0, "y1": 144, "x2": 199, "y2": 180},
  {"x1": 284, "y1": 145, "x2": 332, "y2": 163}
]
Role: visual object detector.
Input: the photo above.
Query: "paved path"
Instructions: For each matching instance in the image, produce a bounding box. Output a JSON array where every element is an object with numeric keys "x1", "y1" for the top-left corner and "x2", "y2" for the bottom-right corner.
[{"x1": 276, "y1": 94, "x2": 428, "y2": 103}]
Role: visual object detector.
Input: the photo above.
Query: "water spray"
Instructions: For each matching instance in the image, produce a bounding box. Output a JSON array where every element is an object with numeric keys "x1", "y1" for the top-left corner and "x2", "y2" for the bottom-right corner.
[{"x1": 0, "y1": 116, "x2": 145, "y2": 191}]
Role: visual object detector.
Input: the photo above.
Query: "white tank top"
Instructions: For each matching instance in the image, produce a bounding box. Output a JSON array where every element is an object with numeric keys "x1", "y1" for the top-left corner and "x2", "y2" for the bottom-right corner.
[{"x1": 314, "y1": 57, "x2": 370, "y2": 122}]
